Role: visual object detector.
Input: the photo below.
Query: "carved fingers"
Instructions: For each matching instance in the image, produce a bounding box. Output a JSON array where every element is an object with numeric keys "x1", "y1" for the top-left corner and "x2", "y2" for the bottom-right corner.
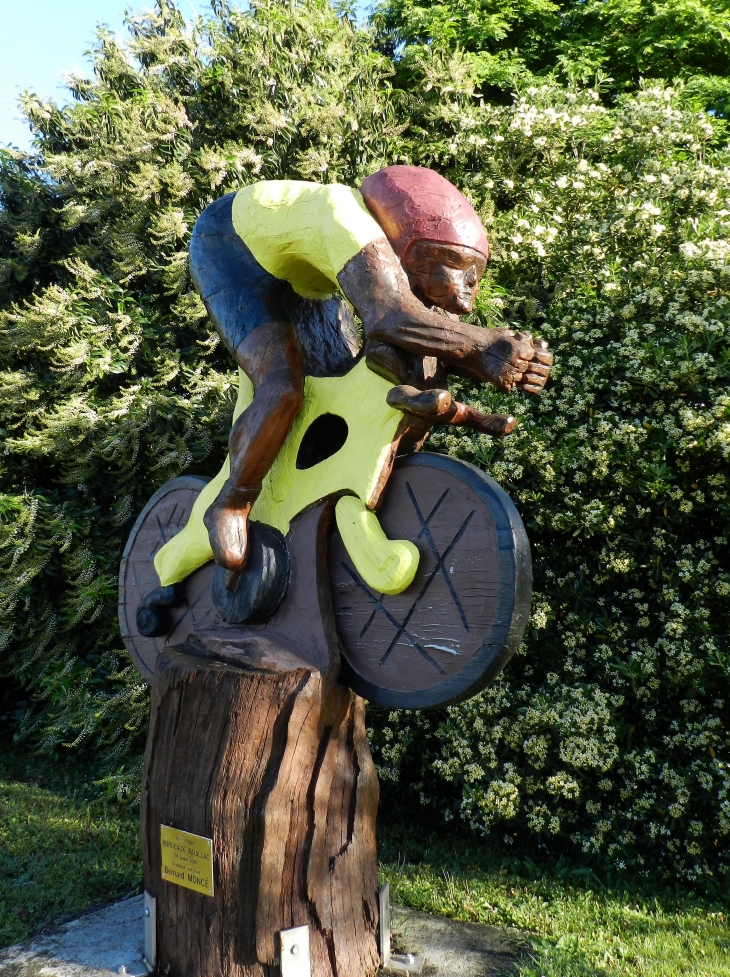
[
  {"x1": 517, "y1": 333, "x2": 553, "y2": 394},
  {"x1": 484, "y1": 330, "x2": 553, "y2": 395},
  {"x1": 482, "y1": 337, "x2": 527, "y2": 392}
]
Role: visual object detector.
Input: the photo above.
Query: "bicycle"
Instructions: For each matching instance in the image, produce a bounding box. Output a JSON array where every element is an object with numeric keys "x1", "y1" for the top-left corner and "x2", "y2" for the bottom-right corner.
[{"x1": 119, "y1": 358, "x2": 531, "y2": 708}]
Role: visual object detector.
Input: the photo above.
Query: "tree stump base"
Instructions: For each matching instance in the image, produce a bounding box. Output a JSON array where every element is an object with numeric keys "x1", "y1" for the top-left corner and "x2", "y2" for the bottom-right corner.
[{"x1": 141, "y1": 643, "x2": 380, "y2": 977}]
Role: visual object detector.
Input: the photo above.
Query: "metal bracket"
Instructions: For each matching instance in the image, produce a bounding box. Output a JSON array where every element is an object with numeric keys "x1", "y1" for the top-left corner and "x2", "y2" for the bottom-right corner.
[
  {"x1": 379, "y1": 884, "x2": 424, "y2": 974},
  {"x1": 116, "y1": 893, "x2": 156, "y2": 976},
  {"x1": 279, "y1": 924, "x2": 311, "y2": 977},
  {"x1": 379, "y1": 883, "x2": 391, "y2": 968},
  {"x1": 143, "y1": 891, "x2": 156, "y2": 973},
  {"x1": 388, "y1": 952, "x2": 425, "y2": 974}
]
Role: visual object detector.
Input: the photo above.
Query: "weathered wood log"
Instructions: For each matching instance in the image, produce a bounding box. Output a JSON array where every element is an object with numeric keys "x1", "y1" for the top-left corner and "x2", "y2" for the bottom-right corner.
[{"x1": 140, "y1": 644, "x2": 380, "y2": 977}]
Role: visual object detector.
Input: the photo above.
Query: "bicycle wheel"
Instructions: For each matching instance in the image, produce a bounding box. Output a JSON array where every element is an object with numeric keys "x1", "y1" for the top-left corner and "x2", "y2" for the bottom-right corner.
[
  {"x1": 118, "y1": 475, "x2": 225, "y2": 681},
  {"x1": 120, "y1": 479, "x2": 332, "y2": 680},
  {"x1": 330, "y1": 453, "x2": 532, "y2": 709}
]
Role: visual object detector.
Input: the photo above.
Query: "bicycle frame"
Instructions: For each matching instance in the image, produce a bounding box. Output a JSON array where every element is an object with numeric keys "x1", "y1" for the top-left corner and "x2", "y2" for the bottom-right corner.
[{"x1": 154, "y1": 358, "x2": 419, "y2": 595}]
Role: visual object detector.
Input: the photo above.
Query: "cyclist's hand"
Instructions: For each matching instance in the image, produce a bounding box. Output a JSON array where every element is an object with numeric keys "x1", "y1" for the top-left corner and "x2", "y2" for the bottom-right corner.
[{"x1": 482, "y1": 330, "x2": 552, "y2": 394}]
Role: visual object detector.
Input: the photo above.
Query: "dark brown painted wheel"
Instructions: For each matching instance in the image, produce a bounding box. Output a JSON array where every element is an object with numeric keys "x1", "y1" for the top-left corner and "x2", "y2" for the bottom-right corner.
[
  {"x1": 330, "y1": 453, "x2": 532, "y2": 709},
  {"x1": 118, "y1": 475, "x2": 226, "y2": 682}
]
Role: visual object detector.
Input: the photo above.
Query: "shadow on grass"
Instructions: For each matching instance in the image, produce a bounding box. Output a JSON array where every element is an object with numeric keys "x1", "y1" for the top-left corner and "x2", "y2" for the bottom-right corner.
[
  {"x1": 377, "y1": 816, "x2": 730, "y2": 977},
  {"x1": 0, "y1": 732, "x2": 142, "y2": 949},
  {"x1": 376, "y1": 810, "x2": 726, "y2": 915}
]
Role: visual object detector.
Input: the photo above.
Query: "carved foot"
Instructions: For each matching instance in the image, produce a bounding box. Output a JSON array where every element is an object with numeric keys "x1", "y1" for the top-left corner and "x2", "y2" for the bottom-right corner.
[
  {"x1": 202, "y1": 479, "x2": 259, "y2": 586},
  {"x1": 386, "y1": 384, "x2": 515, "y2": 436}
]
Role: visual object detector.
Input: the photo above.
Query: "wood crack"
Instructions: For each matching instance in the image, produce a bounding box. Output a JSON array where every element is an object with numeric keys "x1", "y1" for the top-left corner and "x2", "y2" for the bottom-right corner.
[{"x1": 141, "y1": 647, "x2": 379, "y2": 977}]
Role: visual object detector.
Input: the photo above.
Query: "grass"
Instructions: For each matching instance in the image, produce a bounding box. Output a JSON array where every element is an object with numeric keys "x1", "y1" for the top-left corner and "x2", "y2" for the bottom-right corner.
[
  {"x1": 378, "y1": 822, "x2": 730, "y2": 977},
  {"x1": 0, "y1": 739, "x2": 142, "y2": 948},
  {"x1": 0, "y1": 742, "x2": 728, "y2": 976}
]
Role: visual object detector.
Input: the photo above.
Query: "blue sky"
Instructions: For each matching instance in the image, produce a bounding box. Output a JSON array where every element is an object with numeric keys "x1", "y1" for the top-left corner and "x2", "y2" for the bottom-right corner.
[
  {"x1": 0, "y1": 1, "x2": 213, "y2": 151},
  {"x1": 0, "y1": 0, "x2": 125, "y2": 149},
  {"x1": 1, "y1": 1, "x2": 369, "y2": 152}
]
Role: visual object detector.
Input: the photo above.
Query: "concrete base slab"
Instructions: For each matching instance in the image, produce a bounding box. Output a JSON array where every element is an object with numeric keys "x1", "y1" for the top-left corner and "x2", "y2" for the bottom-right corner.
[
  {"x1": 390, "y1": 906, "x2": 520, "y2": 976},
  {"x1": 0, "y1": 896, "x2": 147, "y2": 977},
  {"x1": 0, "y1": 897, "x2": 521, "y2": 977}
]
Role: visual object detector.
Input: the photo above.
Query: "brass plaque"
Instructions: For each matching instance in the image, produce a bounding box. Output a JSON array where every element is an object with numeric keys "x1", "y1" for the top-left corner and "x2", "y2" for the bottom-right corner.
[{"x1": 160, "y1": 825, "x2": 214, "y2": 896}]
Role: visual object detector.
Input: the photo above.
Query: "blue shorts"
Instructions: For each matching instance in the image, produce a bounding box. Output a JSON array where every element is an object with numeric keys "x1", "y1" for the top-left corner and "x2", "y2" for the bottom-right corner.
[{"x1": 189, "y1": 194, "x2": 358, "y2": 377}]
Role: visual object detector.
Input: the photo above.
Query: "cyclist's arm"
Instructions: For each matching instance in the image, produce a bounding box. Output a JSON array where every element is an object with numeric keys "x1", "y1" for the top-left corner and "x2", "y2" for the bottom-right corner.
[{"x1": 338, "y1": 239, "x2": 538, "y2": 392}]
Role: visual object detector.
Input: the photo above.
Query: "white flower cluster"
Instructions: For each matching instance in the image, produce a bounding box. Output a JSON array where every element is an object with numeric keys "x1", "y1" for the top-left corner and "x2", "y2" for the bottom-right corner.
[{"x1": 370, "y1": 83, "x2": 729, "y2": 883}]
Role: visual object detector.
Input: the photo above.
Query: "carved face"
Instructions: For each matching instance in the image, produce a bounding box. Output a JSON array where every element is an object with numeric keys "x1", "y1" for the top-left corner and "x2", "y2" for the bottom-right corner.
[{"x1": 402, "y1": 241, "x2": 488, "y2": 314}]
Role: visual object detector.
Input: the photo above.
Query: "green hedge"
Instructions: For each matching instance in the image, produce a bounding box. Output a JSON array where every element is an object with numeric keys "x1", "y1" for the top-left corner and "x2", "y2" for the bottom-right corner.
[
  {"x1": 0, "y1": 1, "x2": 728, "y2": 883},
  {"x1": 368, "y1": 72, "x2": 730, "y2": 884},
  {"x1": 0, "y1": 0, "x2": 394, "y2": 774}
]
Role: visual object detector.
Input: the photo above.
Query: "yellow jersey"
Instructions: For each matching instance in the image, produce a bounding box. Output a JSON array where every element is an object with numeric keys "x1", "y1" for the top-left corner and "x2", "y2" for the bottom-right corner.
[{"x1": 231, "y1": 180, "x2": 383, "y2": 300}]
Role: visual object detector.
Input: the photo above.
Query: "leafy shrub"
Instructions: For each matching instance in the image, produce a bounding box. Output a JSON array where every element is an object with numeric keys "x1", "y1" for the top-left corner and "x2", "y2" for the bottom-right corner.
[
  {"x1": 368, "y1": 73, "x2": 730, "y2": 885},
  {"x1": 0, "y1": 1, "x2": 728, "y2": 883},
  {"x1": 374, "y1": 0, "x2": 730, "y2": 113},
  {"x1": 0, "y1": 0, "x2": 395, "y2": 778}
]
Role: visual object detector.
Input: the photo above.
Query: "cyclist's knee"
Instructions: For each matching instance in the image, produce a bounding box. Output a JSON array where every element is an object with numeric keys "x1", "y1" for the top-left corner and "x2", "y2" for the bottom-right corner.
[
  {"x1": 256, "y1": 374, "x2": 303, "y2": 419},
  {"x1": 277, "y1": 378, "x2": 304, "y2": 418}
]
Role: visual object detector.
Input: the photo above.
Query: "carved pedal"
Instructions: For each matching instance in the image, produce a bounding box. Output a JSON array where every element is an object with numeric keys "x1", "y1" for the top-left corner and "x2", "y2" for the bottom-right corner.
[{"x1": 212, "y1": 520, "x2": 289, "y2": 625}]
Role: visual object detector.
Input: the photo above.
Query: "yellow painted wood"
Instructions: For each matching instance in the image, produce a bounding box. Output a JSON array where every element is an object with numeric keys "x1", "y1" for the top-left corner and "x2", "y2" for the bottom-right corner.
[
  {"x1": 154, "y1": 461, "x2": 231, "y2": 585},
  {"x1": 154, "y1": 359, "x2": 420, "y2": 592},
  {"x1": 153, "y1": 374, "x2": 252, "y2": 584},
  {"x1": 232, "y1": 182, "x2": 383, "y2": 299},
  {"x1": 335, "y1": 496, "x2": 419, "y2": 595}
]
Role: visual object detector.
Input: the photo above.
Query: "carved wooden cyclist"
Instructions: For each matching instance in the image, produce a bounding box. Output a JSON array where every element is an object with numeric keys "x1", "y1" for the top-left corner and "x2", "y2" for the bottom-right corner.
[{"x1": 136, "y1": 165, "x2": 552, "y2": 636}]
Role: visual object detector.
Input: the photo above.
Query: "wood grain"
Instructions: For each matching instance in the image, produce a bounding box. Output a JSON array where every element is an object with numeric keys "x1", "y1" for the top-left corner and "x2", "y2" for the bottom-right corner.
[
  {"x1": 141, "y1": 646, "x2": 380, "y2": 977},
  {"x1": 121, "y1": 493, "x2": 340, "y2": 680},
  {"x1": 331, "y1": 452, "x2": 532, "y2": 709}
]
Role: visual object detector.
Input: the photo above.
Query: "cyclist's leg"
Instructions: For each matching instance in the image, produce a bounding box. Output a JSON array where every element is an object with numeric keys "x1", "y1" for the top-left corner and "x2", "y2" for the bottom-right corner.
[
  {"x1": 203, "y1": 320, "x2": 303, "y2": 584},
  {"x1": 335, "y1": 496, "x2": 419, "y2": 595},
  {"x1": 153, "y1": 367, "x2": 253, "y2": 588},
  {"x1": 146, "y1": 195, "x2": 301, "y2": 620}
]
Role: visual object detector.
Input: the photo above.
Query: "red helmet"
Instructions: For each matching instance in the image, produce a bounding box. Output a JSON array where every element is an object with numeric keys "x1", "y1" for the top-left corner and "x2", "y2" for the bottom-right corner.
[{"x1": 360, "y1": 165, "x2": 489, "y2": 262}]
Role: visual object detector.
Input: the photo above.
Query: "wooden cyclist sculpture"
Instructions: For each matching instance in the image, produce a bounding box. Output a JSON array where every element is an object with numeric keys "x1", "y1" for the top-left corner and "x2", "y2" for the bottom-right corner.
[
  {"x1": 120, "y1": 166, "x2": 554, "y2": 977},
  {"x1": 133, "y1": 165, "x2": 552, "y2": 640}
]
